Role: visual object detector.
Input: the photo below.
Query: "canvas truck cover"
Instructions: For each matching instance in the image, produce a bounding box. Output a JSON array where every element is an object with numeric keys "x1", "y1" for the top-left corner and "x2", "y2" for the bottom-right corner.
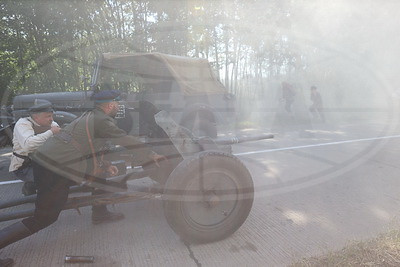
[{"x1": 100, "y1": 53, "x2": 227, "y2": 95}]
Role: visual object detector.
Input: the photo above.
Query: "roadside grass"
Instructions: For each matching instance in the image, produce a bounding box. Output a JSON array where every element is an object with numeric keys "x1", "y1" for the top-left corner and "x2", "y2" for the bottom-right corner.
[{"x1": 291, "y1": 229, "x2": 400, "y2": 267}]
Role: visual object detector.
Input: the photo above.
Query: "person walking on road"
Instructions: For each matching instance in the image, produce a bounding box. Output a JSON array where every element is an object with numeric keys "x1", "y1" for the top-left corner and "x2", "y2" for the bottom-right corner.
[
  {"x1": 309, "y1": 85, "x2": 325, "y2": 122},
  {"x1": 9, "y1": 99, "x2": 60, "y2": 196},
  {"x1": 0, "y1": 90, "x2": 165, "y2": 267},
  {"x1": 281, "y1": 81, "x2": 296, "y2": 113}
]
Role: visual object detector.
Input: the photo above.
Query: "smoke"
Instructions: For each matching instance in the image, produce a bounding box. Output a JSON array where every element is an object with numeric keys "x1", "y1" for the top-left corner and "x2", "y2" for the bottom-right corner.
[
  {"x1": 247, "y1": 0, "x2": 400, "y2": 131},
  {"x1": 292, "y1": 0, "x2": 400, "y2": 102}
]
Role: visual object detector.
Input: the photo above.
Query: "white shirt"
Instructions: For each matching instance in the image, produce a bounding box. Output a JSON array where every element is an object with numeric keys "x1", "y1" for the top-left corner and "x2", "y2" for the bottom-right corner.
[{"x1": 9, "y1": 117, "x2": 58, "y2": 172}]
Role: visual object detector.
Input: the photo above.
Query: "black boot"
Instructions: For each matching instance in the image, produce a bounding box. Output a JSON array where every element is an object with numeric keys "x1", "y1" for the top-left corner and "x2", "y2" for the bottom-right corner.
[
  {"x1": 21, "y1": 181, "x2": 36, "y2": 196},
  {"x1": 91, "y1": 205, "x2": 124, "y2": 225},
  {"x1": 0, "y1": 258, "x2": 14, "y2": 267},
  {"x1": 0, "y1": 221, "x2": 32, "y2": 250}
]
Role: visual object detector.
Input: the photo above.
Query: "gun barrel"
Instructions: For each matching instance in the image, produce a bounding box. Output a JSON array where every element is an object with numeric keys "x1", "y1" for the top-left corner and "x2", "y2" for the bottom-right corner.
[{"x1": 214, "y1": 133, "x2": 273, "y2": 145}]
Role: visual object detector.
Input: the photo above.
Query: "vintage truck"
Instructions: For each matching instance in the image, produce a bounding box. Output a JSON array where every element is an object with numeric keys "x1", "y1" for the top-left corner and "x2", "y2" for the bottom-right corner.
[{"x1": 10, "y1": 52, "x2": 236, "y2": 139}]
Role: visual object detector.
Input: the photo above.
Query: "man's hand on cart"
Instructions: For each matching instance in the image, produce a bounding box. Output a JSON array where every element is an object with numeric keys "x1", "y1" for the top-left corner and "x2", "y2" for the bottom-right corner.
[
  {"x1": 106, "y1": 165, "x2": 119, "y2": 176},
  {"x1": 150, "y1": 153, "x2": 167, "y2": 167},
  {"x1": 51, "y1": 125, "x2": 61, "y2": 134}
]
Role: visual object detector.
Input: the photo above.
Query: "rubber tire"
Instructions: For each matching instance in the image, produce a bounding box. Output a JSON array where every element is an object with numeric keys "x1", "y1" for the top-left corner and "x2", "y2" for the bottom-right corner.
[
  {"x1": 163, "y1": 151, "x2": 254, "y2": 243},
  {"x1": 182, "y1": 119, "x2": 217, "y2": 139},
  {"x1": 0, "y1": 135, "x2": 9, "y2": 147},
  {"x1": 0, "y1": 127, "x2": 13, "y2": 148}
]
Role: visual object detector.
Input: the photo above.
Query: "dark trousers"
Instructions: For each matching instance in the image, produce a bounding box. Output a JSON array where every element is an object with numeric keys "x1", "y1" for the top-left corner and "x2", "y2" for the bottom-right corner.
[
  {"x1": 22, "y1": 161, "x2": 73, "y2": 233},
  {"x1": 285, "y1": 99, "x2": 294, "y2": 113},
  {"x1": 309, "y1": 105, "x2": 325, "y2": 121}
]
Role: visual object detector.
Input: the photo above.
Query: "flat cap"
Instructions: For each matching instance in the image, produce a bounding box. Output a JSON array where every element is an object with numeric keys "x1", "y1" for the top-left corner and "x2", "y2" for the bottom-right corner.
[
  {"x1": 91, "y1": 90, "x2": 121, "y2": 103},
  {"x1": 29, "y1": 99, "x2": 54, "y2": 113}
]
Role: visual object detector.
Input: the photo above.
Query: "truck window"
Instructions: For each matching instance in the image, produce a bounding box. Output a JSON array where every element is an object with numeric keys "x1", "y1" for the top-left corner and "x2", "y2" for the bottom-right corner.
[
  {"x1": 98, "y1": 68, "x2": 143, "y2": 93},
  {"x1": 98, "y1": 67, "x2": 177, "y2": 95}
]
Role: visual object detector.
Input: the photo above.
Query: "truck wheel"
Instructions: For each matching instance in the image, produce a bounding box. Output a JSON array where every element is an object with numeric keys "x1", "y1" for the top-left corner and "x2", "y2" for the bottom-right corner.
[
  {"x1": 0, "y1": 134, "x2": 9, "y2": 147},
  {"x1": 163, "y1": 151, "x2": 254, "y2": 243},
  {"x1": 0, "y1": 128, "x2": 12, "y2": 147},
  {"x1": 183, "y1": 119, "x2": 217, "y2": 139}
]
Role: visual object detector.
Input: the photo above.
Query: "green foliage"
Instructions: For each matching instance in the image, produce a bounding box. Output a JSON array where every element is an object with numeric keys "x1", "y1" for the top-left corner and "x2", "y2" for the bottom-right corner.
[{"x1": 0, "y1": 0, "x2": 298, "y2": 104}]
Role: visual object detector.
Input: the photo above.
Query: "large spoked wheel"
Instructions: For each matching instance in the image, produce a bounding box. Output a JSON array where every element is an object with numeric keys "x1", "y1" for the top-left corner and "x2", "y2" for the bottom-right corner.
[{"x1": 163, "y1": 151, "x2": 254, "y2": 243}]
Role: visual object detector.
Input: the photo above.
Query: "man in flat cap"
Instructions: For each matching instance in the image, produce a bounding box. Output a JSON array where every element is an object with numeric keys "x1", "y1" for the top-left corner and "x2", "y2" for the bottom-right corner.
[
  {"x1": 9, "y1": 99, "x2": 61, "y2": 196},
  {"x1": 0, "y1": 90, "x2": 165, "y2": 265}
]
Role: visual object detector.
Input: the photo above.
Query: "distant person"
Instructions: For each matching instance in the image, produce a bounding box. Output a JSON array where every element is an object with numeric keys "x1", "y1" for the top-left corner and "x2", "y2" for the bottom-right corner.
[
  {"x1": 9, "y1": 99, "x2": 60, "y2": 196},
  {"x1": 281, "y1": 81, "x2": 296, "y2": 113},
  {"x1": 309, "y1": 85, "x2": 325, "y2": 122}
]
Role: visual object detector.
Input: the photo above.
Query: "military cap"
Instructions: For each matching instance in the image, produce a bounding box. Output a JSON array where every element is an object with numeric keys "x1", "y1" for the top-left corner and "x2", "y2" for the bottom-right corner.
[
  {"x1": 91, "y1": 90, "x2": 121, "y2": 103},
  {"x1": 29, "y1": 99, "x2": 54, "y2": 113}
]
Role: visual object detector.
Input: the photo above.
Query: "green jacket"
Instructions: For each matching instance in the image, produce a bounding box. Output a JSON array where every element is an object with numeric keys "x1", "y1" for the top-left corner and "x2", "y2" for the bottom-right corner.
[{"x1": 33, "y1": 107, "x2": 153, "y2": 184}]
